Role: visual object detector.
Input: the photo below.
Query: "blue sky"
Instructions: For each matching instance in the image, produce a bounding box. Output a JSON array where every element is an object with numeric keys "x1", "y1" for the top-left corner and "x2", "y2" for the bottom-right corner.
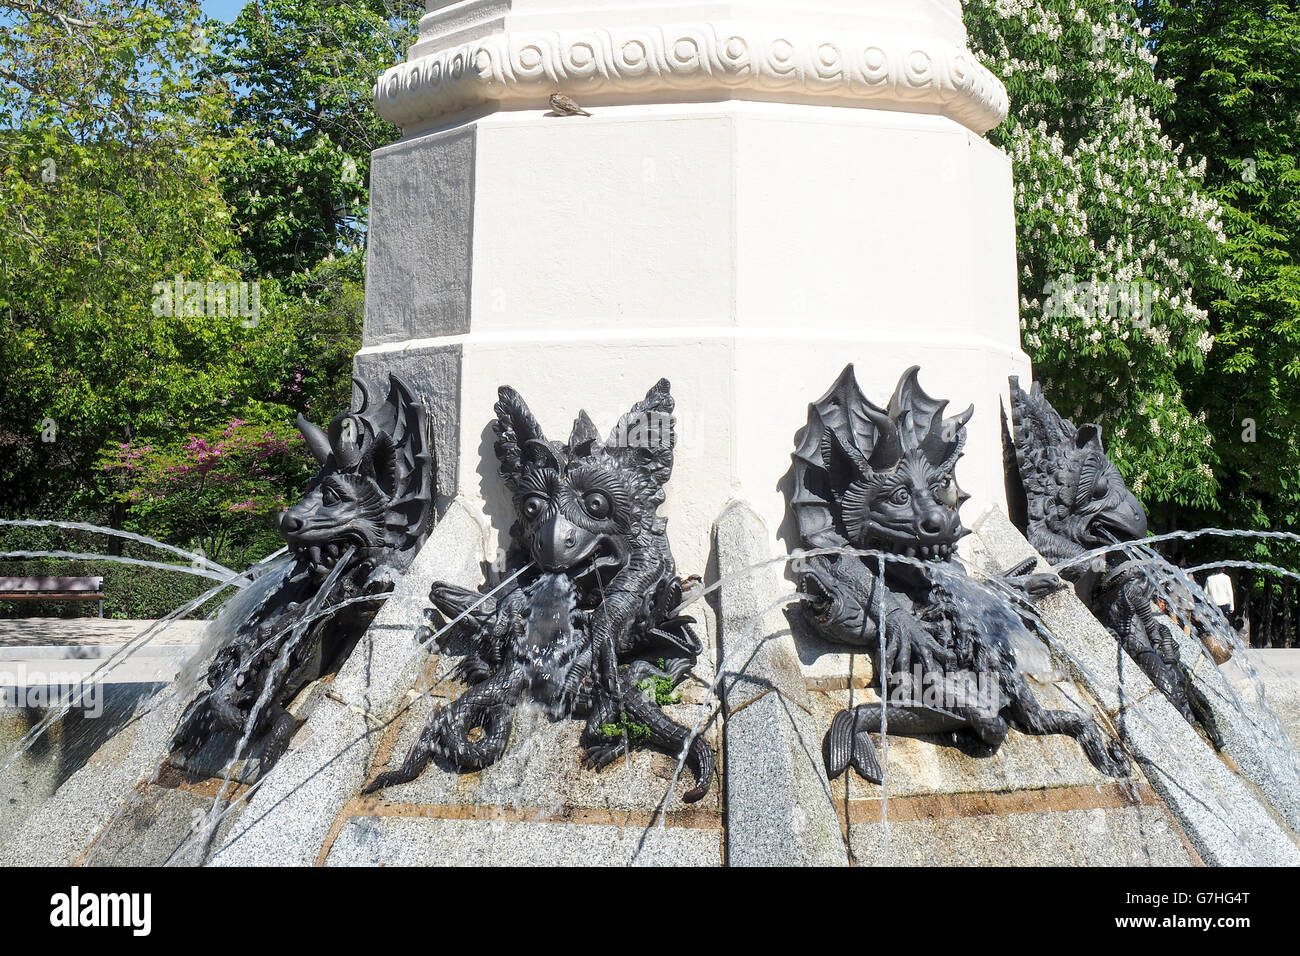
[{"x1": 201, "y1": 0, "x2": 247, "y2": 22}]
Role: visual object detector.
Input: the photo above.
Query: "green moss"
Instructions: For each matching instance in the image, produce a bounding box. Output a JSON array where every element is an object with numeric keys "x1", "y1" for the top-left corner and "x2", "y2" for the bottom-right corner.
[
  {"x1": 637, "y1": 674, "x2": 681, "y2": 707},
  {"x1": 598, "y1": 718, "x2": 653, "y2": 746}
]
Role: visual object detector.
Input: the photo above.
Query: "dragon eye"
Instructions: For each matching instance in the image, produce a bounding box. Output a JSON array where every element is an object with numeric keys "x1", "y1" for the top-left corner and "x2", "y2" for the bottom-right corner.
[
  {"x1": 521, "y1": 496, "x2": 547, "y2": 520},
  {"x1": 1092, "y1": 479, "x2": 1110, "y2": 500},
  {"x1": 322, "y1": 487, "x2": 340, "y2": 506},
  {"x1": 582, "y1": 491, "x2": 612, "y2": 520},
  {"x1": 889, "y1": 487, "x2": 911, "y2": 506}
]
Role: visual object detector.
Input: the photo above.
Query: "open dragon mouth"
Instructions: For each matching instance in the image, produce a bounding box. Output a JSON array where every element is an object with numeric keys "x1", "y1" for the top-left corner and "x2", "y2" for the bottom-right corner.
[
  {"x1": 287, "y1": 536, "x2": 368, "y2": 582},
  {"x1": 564, "y1": 538, "x2": 628, "y2": 601},
  {"x1": 1087, "y1": 516, "x2": 1137, "y2": 550},
  {"x1": 864, "y1": 530, "x2": 958, "y2": 561},
  {"x1": 800, "y1": 570, "x2": 835, "y2": 617}
]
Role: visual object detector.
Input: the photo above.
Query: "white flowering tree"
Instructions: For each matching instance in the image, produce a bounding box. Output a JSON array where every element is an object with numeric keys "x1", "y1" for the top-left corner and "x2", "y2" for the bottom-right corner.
[{"x1": 965, "y1": 0, "x2": 1236, "y2": 508}]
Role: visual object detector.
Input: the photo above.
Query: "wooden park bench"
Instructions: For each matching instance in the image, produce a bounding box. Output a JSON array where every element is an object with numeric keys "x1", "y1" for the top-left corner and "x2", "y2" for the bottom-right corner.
[{"x1": 0, "y1": 576, "x2": 105, "y2": 617}]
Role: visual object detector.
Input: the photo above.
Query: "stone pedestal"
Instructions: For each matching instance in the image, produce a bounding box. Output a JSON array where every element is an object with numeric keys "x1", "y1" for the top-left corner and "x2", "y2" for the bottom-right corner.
[{"x1": 359, "y1": 0, "x2": 1028, "y2": 573}]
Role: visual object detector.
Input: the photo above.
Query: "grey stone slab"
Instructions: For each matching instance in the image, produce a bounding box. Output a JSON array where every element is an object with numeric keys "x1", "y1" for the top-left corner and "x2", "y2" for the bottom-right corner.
[
  {"x1": 209, "y1": 500, "x2": 487, "y2": 867},
  {"x1": 0, "y1": 687, "x2": 184, "y2": 865},
  {"x1": 82, "y1": 784, "x2": 241, "y2": 867},
  {"x1": 849, "y1": 803, "x2": 1194, "y2": 866},
  {"x1": 793, "y1": 621, "x2": 874, "y2": 688},
  {"x1": 713, "y1": 500, "x2": 848, "y2": 866},
  {"x1": 1251, "y1": 649, "x2": 1300, "y2": 683},
  {"x1": 1160, "y1": 622, "x2": 1300, "y2": 834},
  {"x1": 1122, "y1": 690, "x2": 1299, "y2": 865},
  {"x1": 1243, "y1": 650, "x2": 1300, "y2": 750},
  {"x1": 375, "y1": 680, "x2": 721, "y2": 817},
  {"x1": 324, "y1": 814, "x2": 719, "y2": 867},
  {"x1": 353, "y1": 346, "x2": 462, "y2": 501},
  {"x1": 970, "y1": 507, "x2": 1300, "y2": 867},
  {"x1": 363, "y1": 126, "x2": 476, "y2": 345}
]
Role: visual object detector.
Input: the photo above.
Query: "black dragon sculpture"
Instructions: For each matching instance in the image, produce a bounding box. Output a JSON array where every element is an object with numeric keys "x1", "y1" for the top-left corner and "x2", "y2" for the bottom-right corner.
[
  {"x1": 365, "y1": 379, "x2": 714, "y2": 803},
  {"x1": 170, "y1": 375, "x2": 435, "y2": 771},
  {"x1": 790, "y1": 365, "x2": 1129, "y2": 784},
  {"x1": 1005, "y1": 376, "x2": 1226, "y2": 747}
]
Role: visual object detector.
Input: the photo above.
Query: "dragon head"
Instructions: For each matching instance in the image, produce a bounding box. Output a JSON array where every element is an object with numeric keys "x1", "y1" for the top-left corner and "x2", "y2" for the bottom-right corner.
[
  {"x1": 1006, "y1": 377, "x2": 1146, "y2": 559},
  {"x1": 279, "y1": 374, "x2": 434, "y2": 582},
  {"x1": 792, "y1": 366, "x2": 972, "y2": 560},
  {"x1": 493, "y1": 380, "x2": 675, "y2": 585}
]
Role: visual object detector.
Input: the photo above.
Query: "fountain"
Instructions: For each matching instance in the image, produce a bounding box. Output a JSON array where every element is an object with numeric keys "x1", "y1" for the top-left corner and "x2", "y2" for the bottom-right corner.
[
  {"x1": 363, "y1": 379, "x2": 714, "y2": 804},
  {"x1": 1, "y1": 0, "x2": 1298, "y2": 868},
  {"x1": 168, "y1": 373, "x2": 434, "y2": 783}
]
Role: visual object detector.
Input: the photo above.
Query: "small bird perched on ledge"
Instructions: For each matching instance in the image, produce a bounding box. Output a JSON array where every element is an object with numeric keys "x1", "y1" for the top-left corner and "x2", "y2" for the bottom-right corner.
[{"x1": 549, "y1": 91, "x2": 592, "y2": 117}]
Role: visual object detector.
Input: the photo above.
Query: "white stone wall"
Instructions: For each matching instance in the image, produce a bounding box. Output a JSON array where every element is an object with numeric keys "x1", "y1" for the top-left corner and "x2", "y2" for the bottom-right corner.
[{"x1": 359, "y1": 1, "x2": 1030, "y2": 573}]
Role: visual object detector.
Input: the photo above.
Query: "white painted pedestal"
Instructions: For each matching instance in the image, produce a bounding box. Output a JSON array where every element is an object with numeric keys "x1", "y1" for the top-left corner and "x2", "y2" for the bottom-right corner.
[{"x1": 357, "y1": 0, "x2": 1029, "y2": 573}]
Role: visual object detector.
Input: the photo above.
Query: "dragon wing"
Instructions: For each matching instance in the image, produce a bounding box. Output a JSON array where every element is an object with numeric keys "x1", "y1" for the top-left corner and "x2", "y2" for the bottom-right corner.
[
  {"x1": 493, "y1": 386, "x2": 550, "y2": 489},
  {"x1": 887, "y1": 366, "x2": 973, "y2": 470},
  {"x1": 604, "y1": 378, "x2": 676, "y2": 504},
  {"x1": 379, "y1": 374, "x2": 434, "y2": 562},
  {"x1": 1006, "y1": 376, "x2": 1075, "y2": 514},
  {"x1": 791, "y1": 365, "x2": 893, "y2": 550}
]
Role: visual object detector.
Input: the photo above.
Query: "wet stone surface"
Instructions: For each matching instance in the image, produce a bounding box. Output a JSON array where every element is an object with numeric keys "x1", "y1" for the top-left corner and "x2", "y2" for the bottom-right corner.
[
  {"x1": 326, "y1": 814, "x2": 720, "y2": 867},
  {"x1": 370, "y1": 686, "x2": 722, "y2": 817},
  {"x1": 81, "y1": 782, "x2": 242, "y2": 867},
  {"x1": 849, "y1": 803, "x2": 1194, "y2": 867}
]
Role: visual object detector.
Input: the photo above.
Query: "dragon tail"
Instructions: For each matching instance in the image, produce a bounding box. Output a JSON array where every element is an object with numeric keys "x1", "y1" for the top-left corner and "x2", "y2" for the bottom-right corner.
[
  {"x1": 363, "y1": 728, "x2": 437, "y2": 795},
  {"x1": 682, "y1": 734, "x2": 715, "y2": 804}
]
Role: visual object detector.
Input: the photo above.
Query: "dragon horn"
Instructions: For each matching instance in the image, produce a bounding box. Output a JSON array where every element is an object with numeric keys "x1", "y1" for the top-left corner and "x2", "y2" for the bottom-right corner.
[
  {"x1": 296, "y1": 413, "x2": 331, "y2": 466},
  {"x1": 353, "y1": 377, "x2": 374, "y2": 415}
]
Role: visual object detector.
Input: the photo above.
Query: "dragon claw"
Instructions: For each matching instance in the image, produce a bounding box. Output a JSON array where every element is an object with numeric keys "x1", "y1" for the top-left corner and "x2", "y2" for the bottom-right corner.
[{"x1": 583, "y1": 741, "x2": 627, "y2": 770}]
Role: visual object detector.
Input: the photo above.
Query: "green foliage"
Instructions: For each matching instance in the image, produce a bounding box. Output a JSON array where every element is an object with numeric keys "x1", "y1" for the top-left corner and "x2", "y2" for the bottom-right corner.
[
  {"x1": 99, "y1": 413, "x2": 315, "y2": 567},
  {"x1": 637, "y1": 666, "x2": 682, "y2": 707},
  {"x1": 598, "y1": 719, "x2": 653, "y2": 746},
  {"x1": 965, "y1": 0, "x2": 1236, "y2": 507},
  {"x1": 0, "y1": 0, "x2": 409, "y2": 620},
  {"x1": 0, "y1": 1, "x2": 253, "y2": 515},
  {"x1": 208, "y1": 0, "x2": 419, "y2": 286},
  {"x1": 1134, "y1": 1, "x2": 1300, "y2": 542}
]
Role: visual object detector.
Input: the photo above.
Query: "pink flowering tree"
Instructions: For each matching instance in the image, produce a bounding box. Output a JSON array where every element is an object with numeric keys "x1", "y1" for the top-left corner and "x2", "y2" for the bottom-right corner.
[{"x1": 100, "y1": 412, "x2": 316, "y2": 566}]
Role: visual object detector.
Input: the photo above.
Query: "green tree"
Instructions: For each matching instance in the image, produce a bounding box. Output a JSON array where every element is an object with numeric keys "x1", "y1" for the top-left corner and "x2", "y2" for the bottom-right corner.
[
  {"x1": 1135, "y1": 0, "x2": 1300, "y2": 642},
  {"x1": 0, "y1": 0, "x2": 259, "y2": 516},
  {"x1": 965, "y1": 0, "x2": 1236, "y2": 509},
  {"x1": 1136, "y1": 0, "x2": 1300, "y2": 536},
  {"x1": 209, "y1": 0, "x2": 419, "y2": 286}
]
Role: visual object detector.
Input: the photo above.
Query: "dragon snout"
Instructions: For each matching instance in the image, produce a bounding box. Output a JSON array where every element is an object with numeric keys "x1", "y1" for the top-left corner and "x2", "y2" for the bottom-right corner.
[
  {"x1": 533, "y1": 513, "x2": 599, "y2": 572},
  {"x1": 278, "y1": 510, "x2": 304, "y2": 536}
]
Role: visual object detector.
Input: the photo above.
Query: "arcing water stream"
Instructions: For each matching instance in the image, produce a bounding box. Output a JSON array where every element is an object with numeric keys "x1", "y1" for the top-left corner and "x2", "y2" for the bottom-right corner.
[{"x1": 1, "y1": 521, "x2": 1298, "y2": 865}]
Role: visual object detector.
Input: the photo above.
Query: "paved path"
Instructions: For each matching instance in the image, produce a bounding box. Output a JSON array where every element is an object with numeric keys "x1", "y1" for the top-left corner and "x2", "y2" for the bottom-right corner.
[
  {"x1": 1250, "y1": 648, "x2": 1300, "y2": 683},
  {"x1": 0, "y1": 618, "x2": 207, "y2": 648}
]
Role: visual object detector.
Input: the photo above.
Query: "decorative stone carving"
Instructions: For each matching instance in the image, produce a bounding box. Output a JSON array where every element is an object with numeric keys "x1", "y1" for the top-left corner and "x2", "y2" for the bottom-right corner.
[
  {"x1": 365, "y1": 379, "x2": 713, "y2": 802},
  {"x1": 374, "y1": 22, "x2": 1009, "y2": 134},
  {"x1": 170, "y1": 375, "x2": 435, "y2": 772},
  {"x1": 1005, "y1": 376, "x2": 1227, "y2": 747},
  {"x1": 789, "y1": 365, "x2": 1129, "y2": 783}
]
